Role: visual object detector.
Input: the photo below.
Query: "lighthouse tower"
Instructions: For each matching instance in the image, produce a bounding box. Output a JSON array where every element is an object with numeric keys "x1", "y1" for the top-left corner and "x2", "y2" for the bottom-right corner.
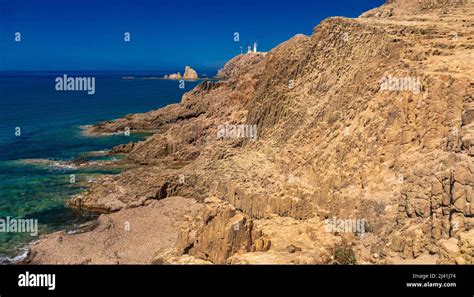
[{"x1": 253, "y1": 41, "x2": 257, "y2": 53}]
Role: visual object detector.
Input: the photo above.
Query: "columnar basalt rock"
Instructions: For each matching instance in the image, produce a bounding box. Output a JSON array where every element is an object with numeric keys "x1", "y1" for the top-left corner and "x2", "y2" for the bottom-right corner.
[{"x1": 174, "y1": 197, "x2": 259, "y2": 263}]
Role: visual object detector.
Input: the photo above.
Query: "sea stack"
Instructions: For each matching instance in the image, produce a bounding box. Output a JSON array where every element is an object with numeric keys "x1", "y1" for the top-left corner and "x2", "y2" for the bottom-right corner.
[
  {"x1": 183, "y1": 66, "x2": 198, "y2": 80},
  {"x1": 167, "y1": 72, "x2": 182, "y2": 80},
  {"x1": 164, "y1": 66, "x2": 198, "y2": 80}
]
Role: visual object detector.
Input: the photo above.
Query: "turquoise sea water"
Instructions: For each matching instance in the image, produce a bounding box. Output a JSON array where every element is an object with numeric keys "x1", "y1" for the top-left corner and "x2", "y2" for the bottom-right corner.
[{"x1": 0, "y1": 72, "x2": 204, "y2": 259}]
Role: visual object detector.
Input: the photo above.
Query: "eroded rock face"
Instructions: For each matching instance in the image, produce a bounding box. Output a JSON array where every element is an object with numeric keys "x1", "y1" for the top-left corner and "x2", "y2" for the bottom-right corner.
[
  {"x1": 363, "y1": 0, "x2": 473, "y2": 17},
  {"x1": 438, "y1": 229, "x2": 474, "y2": 264},
  {"x1": 183, "y1": 66, "x2": 198, "y2": 80},
  {"x1": 174, "y1": 197, "x2": 258, "y2": 263},
  {"x1": 216, "y1": 52, "x2": 266, "y2": 80},
  {"x1": 387, "y1": 0, "x2": 471, "y2": 9},
  {"x1": 35, "y1": 1, "x2": 474, "y2": 264}
]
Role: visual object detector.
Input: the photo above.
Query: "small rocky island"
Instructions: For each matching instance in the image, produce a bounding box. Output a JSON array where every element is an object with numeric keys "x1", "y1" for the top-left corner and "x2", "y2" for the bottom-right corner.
[{"x1": 163, "y1": 66, "x2": 198, "y2": 80}]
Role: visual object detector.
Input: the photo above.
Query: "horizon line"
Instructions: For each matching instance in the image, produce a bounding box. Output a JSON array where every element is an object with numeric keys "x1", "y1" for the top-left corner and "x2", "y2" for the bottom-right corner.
[{"x1": 0, "y1": 69, "x2": 219, "y2": 73}]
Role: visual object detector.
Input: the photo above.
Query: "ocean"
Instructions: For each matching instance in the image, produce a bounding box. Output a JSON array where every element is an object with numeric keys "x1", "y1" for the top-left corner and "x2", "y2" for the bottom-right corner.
[{"x1": 0, "y1": 71, "x2": 206, "y2": 260}]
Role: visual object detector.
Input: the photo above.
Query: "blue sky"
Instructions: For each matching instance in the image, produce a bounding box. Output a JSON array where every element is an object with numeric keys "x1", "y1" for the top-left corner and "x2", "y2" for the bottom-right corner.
[{"x1": 0, "y1": 0, "x2": 385, "y2": 71}]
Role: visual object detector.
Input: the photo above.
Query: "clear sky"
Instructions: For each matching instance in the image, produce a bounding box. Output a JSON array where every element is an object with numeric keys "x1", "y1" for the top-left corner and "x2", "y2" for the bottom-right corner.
[{"x1": 0, "y1": 0, "x2": 385, "y2": 71}]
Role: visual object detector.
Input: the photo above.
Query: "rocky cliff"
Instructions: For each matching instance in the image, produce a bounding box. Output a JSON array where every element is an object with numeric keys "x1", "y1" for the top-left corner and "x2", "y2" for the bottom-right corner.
[{"x1": 29, "y1": 0, "x2": 474, "y2": 264}]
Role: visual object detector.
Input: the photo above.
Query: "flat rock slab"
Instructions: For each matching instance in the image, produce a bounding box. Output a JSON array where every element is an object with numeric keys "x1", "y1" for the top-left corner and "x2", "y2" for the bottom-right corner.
[{"x1": 28, "y1": 197, "x2": 201, "y2": 264}]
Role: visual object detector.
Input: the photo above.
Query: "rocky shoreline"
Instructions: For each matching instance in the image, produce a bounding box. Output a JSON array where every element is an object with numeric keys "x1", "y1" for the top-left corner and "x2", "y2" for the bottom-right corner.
[{"x1": 27, "y1": 0, "x2": 474, "y2": 264}]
